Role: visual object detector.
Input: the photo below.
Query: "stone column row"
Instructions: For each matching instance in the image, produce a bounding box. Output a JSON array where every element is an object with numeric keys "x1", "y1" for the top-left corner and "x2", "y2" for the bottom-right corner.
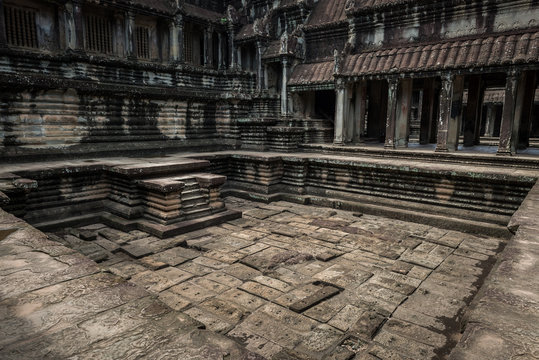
[
  {"x1": 0, "y1": 0, "x2": 231, "y2": 67},
  {"x1": 169, "y1": 14, "x2": 183, "y2": 62},
  {"x1": 435, "y1": 74, "x2": 464, "y2": 152},
  {"x1": 497, "y1": 70, "x2": 536, "y2": 155},
  {"x1": 334, "y1": 77, "x2": 414, "y2": 148},
  {"x1": 281, "y1": 58, "x2": 290, "y2": 116},
  {"x1": 385, "y1": 78, "x2": 413, "y2": 149},
  {"x1": 333, "y1": 69, "x2": 536, "y2": 155},
  {"x1": 334, "y1": 80, "x2": 367, "y2": 144}
]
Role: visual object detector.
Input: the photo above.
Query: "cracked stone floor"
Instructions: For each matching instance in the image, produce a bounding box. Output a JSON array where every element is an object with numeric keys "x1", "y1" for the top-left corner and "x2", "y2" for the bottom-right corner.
[{"x1": 6, "y1": 197, "x2": 506, "y2": 359}]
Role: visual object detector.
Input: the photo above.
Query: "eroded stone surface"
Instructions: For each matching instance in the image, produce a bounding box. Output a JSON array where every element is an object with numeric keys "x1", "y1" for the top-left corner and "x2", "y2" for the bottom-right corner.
[
  {"x1": 14, "y1": 196, "x2": 509, "y2": 359},
  {"x1": 0, "y1": 207, "x2": 261, "y2": 360}
]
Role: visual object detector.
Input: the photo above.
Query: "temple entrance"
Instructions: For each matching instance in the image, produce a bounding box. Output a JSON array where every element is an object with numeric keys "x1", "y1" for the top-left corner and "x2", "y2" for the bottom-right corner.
[
  {"x1": 363, "y1": 80, "x2": 387, "y2": 143},
  {"x1": 314, "y1": 90, "x2": 336, "y2": 120},
  {"x1": 288, "y1": 90, "x2": 335, "y2": 144}
]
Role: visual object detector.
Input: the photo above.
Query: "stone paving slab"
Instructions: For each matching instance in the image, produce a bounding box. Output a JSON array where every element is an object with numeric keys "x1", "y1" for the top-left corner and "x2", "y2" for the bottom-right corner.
[
  {"x1": 0, "y1": 208, "x2": 260, "y2": 360},
  {"x1": 1, "y1": 193, "x2": 524, "y2": 359},
  {"x1": 449, "y1": 181, "x2": 539, "y2": 360}
]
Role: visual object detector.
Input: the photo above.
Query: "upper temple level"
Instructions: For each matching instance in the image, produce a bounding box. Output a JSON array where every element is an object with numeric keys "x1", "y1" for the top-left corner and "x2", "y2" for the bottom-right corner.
[
  {"x1": 1, "y1": 0, "x2": 537, "y2": 72},
  {"x1": 0, "y1": 0, "x2": 538, "y2": 160}
]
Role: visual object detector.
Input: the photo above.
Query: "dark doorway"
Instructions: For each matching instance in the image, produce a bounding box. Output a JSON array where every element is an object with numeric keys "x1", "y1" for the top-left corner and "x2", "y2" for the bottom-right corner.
[
  {"x1": 365, "y1": 80, "x2": 388, "y2": 142},
  {"x1": 314, "y1": 90, "x2": 335, "y2": 120}
]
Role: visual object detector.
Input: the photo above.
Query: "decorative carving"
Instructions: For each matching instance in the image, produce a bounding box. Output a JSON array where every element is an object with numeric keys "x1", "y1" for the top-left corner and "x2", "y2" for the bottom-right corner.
[
  {"x1": 280, "y1": 31, "x2": 288, "y2": 55},
  {"x1": 170, "y1": 0, "x2": 183, "y2": 13},
  {"x1": 253, "y1": 18, "x2": 269, "y2": 37},
  {"x1": 345, "y1": 0, "x2": 357, "y2": 13},
  {"x1": 335, "y1": 77, "x2": 346, "y2": 90},
  {"x1": 333, "y1": 49, "x2": 343, "y2": 74},
  {"x1": 227, "y1": 5, "x2": 239, "y2": 24}
]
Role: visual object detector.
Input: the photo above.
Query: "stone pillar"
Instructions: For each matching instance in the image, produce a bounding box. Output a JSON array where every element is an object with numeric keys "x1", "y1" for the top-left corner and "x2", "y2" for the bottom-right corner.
[
  {"x1": 126, "y1": 11, "x2": 135, "y2": 59},
  {"x1": 436, "y1": 74, "x2": 464, "y2": 152},
  {"x1": 237, "y1": 47, "x2": 242, "y2": 69},
  {"x1": 464, "y1": 75, "x2": 484, "y2": 147},
  {"x1": 334, "y1": 79, "x2": 346, "y2": 144},
  {"x1": 355, "y1": 80, "x2": 367, "y2": 142},
  {"x1": 114, "y1": 13, "x2": 125, "y2": 57},
  {"x1": 256, "y1": 41, "x2": 264, "y2": 91},
  {"x1": 281, "y1": 58, "x2": 289, "y2": 116},
  {"x1": 177, "y1": 15, "x2": 184, "y2": 63},
  {"x1": 420, "y1": 78, "x2": 436, "y2": 144},
  {"x1": 204, "y1": 27, "x2": 213, "y2": 68},
  {"x1": 228, "y1": 24, "x2": 236, "y2": 69},
  {"x1": 384, "y1": 78, "x2": 399, "y2": 149},
  {"x1": 484, "y1": 104, "x2": 495, "y2": 137},
  {"x1": 0, "y1": 0, "x2": 7, "y2": 47},
  {"x1": 72, "y1": 0, "x2": 84, "y2": 52},
  {"x1": 57, "y1": 4, "x2": 67, "y2": 49},
  {"x1": 169, "y1": 19, "x2": 179, "y2": 62},
  {"x1": 517, "y1": 71, "x2": 537, "y2": 149},
  {"x1": 263, "y1": 64, "x2": 269, "y2": 89},
  {"x1": 395, "y1": 78, "x2": 413, "y2": 148},
  {"x1": 344, "y1": 83, "x2": 354, "y2": 143},
  {"x1": 217, "y1": 32, "x2": 224, "y2": 69},
  {"x1": 63, "y1": 2, "x2": 75, "y2": 50},
  {"x1": 498, "y1": 70, "x2": 527, "y2": 155}
]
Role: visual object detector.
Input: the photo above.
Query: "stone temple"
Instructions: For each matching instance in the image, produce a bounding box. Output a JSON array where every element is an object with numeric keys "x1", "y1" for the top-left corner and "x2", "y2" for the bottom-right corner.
[{"x1": 0, "y1": 0, "x2": 538, "y2": 359}]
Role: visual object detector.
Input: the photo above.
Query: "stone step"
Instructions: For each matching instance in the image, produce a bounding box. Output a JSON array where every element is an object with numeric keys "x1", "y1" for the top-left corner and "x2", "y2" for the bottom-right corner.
[
  {"x1": 107, "y1": 158, "x2": 210, "y2": 177},
  {"x1": 183, "y1": 206, "x2": 213, "y2": 220},
  {"x1": 181, "y1": 189, "x2": 208, "y2": 206},
  {"x1": 181, "y1": 188, "x2": 204, "y2": 199},
  {"x1": 182, "y1": 182, "x2": 199, "y2": 191},
  {"x1": 182, "y1": 201, "x2": 211, "y2": 214},
  {"x1": 182, "y1": 196, "x2": 207, "y2": 206},
  {"x1": 223, "y1": 188, "x2": 512, "y2": 239}
]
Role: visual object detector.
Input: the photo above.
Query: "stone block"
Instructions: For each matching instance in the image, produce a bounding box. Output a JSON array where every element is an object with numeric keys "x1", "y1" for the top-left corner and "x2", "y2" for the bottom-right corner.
[
  {"x1": 349, "y1": 311, "x2": 387, "y2": 342},
  {"x1": 240, "y1": 281, "x2": 284, "y2": 301},
  {"x1": 289, "y1": 285, "x2": 340, "y2": 313}
]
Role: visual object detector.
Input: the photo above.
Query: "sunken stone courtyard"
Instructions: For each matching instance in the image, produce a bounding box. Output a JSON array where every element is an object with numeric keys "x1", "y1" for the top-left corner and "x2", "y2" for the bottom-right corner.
[{"x1": 1, "y1": 0, "x2": 539, "y2": 359}]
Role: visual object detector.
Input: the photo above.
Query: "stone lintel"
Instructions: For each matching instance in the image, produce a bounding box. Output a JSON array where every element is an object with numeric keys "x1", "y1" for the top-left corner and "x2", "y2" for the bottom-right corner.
[
  {"x1": 195, "y1": 174, "x2": 227, "y2": 188},
  {"x1": 137, "y1": 178, "x2": 185, "y2": 193}
]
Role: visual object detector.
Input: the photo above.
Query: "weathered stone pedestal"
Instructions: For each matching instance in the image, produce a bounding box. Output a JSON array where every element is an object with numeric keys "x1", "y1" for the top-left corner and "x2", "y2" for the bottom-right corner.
[
  {"x1": 302, "y1": 118, "x2": 334, "y2": 144},
  {"x1": 0, "y1": 158, "x2": 241, "y2": 239},
  {"x1": 238, "y1": 117, "x2": 278, "y2": 150},
  {"x1": 267, "y1": 126, "x2": 305, "y2": 152}
]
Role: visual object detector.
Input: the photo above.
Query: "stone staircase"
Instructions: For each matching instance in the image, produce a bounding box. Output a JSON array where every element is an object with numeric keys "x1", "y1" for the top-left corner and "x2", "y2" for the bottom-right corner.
[
  {"x1": 302, "y1": 117, "x2": 334, "y2": 144},
  {"x1": 237, "y1": 116, "x2": 334, "y2": 152},
  {"x1": 179, "y1": 176, "x2": 213, "y2": 220},
  {"x1": 0, "y1": 158, "x2": 241, "y2": 238},
  {"x1": 196, "y1": 152, "x2": 537, "y2": 238}
]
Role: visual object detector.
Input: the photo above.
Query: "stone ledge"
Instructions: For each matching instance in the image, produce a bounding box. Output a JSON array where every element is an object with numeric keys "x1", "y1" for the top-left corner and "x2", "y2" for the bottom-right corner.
[
  {"x1": 0, "y1": 208, "x2": 258, "y2": 359},
  {"x1": 137, "y1": 178, "x2": 186, "y2": 193},
  {"x1": 101, "y1": 209, "x2": 242, "y2": 238},
  {"x1": 195, "y1": 174, "x2": 227, "y2": 188},
  {"x1": 449, "y1": 179, "x2": 539, "y2": 360}
]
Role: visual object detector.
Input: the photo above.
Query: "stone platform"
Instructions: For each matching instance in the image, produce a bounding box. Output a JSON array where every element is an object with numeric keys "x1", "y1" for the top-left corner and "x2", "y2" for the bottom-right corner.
[
  {"x1": 187, "y1": 151, "x2": 538, "y2": 238},
  {"x1": 449, "y1": 181, "x2": 539, "y2": 360},
  {"x1": 0, "y1": 151, "x2": 538, "y2": 359},
  {"x1": 0, "y1": 196, "x2": 517, "y2": 359},
  {"x1": 0, "y1": 157, "x2": 241, "y2": 238},
  {"x1": 0, "y1": 206, "x2": 261, "y2": 360}
]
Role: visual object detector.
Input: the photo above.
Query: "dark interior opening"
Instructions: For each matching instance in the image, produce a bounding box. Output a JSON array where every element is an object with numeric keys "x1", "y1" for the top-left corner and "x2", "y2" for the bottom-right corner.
[
  {"x1": 314, "y1": 90, "x2": 335, "y2": 121},
  {"x1": 241, "y1": 43, "x2": 257, "y2": 72},
  {"x1": 365, "y1": 80, "x2": 388, "y2": 142}
]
